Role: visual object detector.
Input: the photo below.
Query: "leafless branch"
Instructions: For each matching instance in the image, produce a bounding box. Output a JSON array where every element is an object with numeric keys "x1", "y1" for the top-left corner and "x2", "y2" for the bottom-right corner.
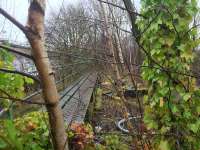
[
  {"x1": 0, "y1": 8, "x2": 37, "y2": 37},
  {"x1": 96, "y1": 0, "x2": 146, "y2": 18},
  {"x1": 0, "y1": 8, "x2": 28, "y2": 33}
]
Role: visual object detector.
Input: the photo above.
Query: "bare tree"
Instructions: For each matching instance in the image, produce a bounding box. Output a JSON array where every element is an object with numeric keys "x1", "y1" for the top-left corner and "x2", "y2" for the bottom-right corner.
[
  {"x1": 45, "y1": 3, "x2": 101, "y2": 71},
  {"x1": 122, "y1": 0, "x2": 139, "y2": 37}
]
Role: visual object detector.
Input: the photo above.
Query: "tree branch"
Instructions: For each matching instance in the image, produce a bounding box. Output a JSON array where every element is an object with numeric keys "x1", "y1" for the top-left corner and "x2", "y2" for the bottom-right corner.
[
  {"x1": 0, "y1": 88, "x2": 46, "y2": 105},
  {"x1": 0, "y1": 8, "x2": 28, "y2": 34},
  {"x1": 185, "y1": 24, "x2": 200, "y2": 35},
  {"x1": 0, "y1": 44, "x2": 33, "y2": 59},
  {"x1": 0, "y1": 68, "x2": 40, "y2": 83},
  {"x1": 0, "y1": 8, "x2": 37, "y2": 37},
  {"x1": 139, "y1": 10, "x2": 161, "y2": 36},
  {"x1": 96, "y1": 0, "x2": 146, "y2": 19}
]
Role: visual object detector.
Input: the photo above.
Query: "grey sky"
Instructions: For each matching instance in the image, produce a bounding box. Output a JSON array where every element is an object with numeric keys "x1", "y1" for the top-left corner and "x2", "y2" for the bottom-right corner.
[{"x1": 0, "y1": 0, "x2": 140, "y2": 44}]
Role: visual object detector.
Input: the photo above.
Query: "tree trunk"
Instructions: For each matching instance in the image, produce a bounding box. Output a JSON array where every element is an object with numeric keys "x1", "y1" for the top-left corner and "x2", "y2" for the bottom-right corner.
[
  {"x1": 98, "y1": 1, "x2": 135, "y2": 134},
  {"x1": 26, "y1": 1, "x2": 68, "y2": 150},
  {"x1": 122, "y1": 0, "x2": 139, "y2": 37},
  {"x1": 99, "y1": 2, "x2": 121, "y2": 80},
  {"x1": 114, "y1": 32, "x2": 125, "y2": 73}
]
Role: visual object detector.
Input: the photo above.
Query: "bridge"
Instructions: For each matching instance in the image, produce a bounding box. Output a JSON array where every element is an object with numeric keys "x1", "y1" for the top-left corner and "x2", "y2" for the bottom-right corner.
[{"x1": 0, "y1": 42, "x2": 98, "y2": 125}]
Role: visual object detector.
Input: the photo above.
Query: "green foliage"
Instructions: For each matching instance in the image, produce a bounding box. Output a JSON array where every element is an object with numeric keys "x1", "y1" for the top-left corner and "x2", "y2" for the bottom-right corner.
[
  {"x1": 0, "y1": 111, "x2": 52, "y2": 150},
  {"x1": 94, "y1": 135, "x2": 129, "y2": 150},
  {"x1": 103, "y1": 135, "x2": 129, "y2": 150},
  {"x1": 0, "y1": 48, "x2": 34, "y2": 108},
  {"x1": 67, "y1": 123, "x2": 95, "y2": 149},
  {"x1": 0, "y1": 120, "x2": 23, "y2": 150},
  {"x1": 138, "y1": 0, "x2": 200, "y2": 149},
  {"x1": 95, "y1": 88, "x2": 103, "y2": 110},
  {"x1": 158, "y1": 140, "x2": 170, "y2": 150},
  {"x1": 67, "y1": 123, "x2": 129, "y2": 150}
]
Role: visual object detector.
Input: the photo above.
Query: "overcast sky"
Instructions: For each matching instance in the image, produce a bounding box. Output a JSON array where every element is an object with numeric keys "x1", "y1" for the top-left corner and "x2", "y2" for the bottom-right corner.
[{"x1": 0, "y1": 0, "x2": 140, "y2": 44}]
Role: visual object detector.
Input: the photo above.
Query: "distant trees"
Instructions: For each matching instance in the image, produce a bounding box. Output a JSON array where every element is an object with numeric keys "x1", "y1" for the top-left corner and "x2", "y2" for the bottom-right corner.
[
  {"x1": 45, "y1": 3, "x2": 104, "y2": 75},
  {"x1": 46, "y1": 4, "x2": 93, "y2": 49},
  {"x1": 45, "y1": 0, "x2": 142, "y2": 78}
]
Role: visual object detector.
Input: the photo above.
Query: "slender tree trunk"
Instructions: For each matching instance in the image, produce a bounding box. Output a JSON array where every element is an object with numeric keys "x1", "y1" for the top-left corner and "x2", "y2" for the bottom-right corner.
[
  {"x1": 26, "y1": 1, "x2": 68, "y2": 150},
  {"x1": 99, "y1": 2, "x2": 121, "y2": 80},
  {"x1": 114, "y1": 32, "x2": 125, "y2": 73},
  {"x1": 98, "y1": 2, "x2": 136, "y2": 135},
  {"x1": 122, "y1": 0, "x2": 139, "y2": 37}
]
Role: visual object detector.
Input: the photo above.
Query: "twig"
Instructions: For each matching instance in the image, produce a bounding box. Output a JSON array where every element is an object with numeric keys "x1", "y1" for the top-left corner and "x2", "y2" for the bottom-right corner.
[
  {"x1": 185, "y1": 24, "x2": 200, "y2": 35},
  {"x1": 161, "y1": 5, "x2": 180, "y2": 40},
  {"x1": 0, "y1": 96, "x2": 46, "y2": 105},
  {"x1": 139, "y1": 10, "x2": 161, "y2": 36},
  {"x1": 96, "y1": 0, "x2": 147, "y2": 19}
]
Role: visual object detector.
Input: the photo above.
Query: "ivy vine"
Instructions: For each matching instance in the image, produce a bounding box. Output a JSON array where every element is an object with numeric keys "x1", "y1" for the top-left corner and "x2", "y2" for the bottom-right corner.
[{"x1": 138, "y1": 0, "x2": 200, "y2": 149}]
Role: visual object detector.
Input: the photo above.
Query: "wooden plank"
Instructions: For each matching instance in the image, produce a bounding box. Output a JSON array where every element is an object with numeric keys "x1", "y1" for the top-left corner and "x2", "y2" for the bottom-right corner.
[
  {"x1": 61, "y1": 75, "x2": 91, "y2": 124},
  {"x1": 61, "y1": 73, "x2": 97, "y2": 125},
  {"x1": 25, "y1": 73, "x2": 82, "y2": 103},
  {"x1": 59, "y1": 75, "x2": 88, "y2": 107},
  {"x1": 71, "y1": 74, "x2": 97, "y2": 123}
]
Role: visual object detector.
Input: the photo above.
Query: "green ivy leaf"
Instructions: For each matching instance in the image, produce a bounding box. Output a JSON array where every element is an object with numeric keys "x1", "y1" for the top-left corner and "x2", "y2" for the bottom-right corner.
[
  {"x1": 171, "y1": 105, "x2": 178, "y2": 113},
  {"x1": 183, "y1": 93, "x2": 191, "y2": 101},
  {"x1": 197, "y1": 106, "x2": 200, "y2": 115},
  {"x1": 0, "y1": 139, "x2": 7, "y2": 149},
  {"x1": 4, "y1": 120, "x2": 23, "y2": 150},
  {"x1": 24, "y1": 77, "x2": 34, "y2": 84},
  {"x1": 188, "y1": 123, "x2": 199, "y2": 133},
  {"x1": 0, "y1": 60, "x2": 3, "y2": 68},
  {"x1": 158, "y1": 140, "x2": 170, "y2": 150},
  {"x1": 143, "y1": 114, "x2": 158, "y2": 130}
]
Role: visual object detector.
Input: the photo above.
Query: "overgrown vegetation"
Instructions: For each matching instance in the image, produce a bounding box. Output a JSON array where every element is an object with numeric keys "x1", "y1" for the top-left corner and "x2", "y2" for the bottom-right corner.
[
  {"x1": 0, "y1": 0, "x2": 200, "y2": 149},
  {"x1": 0, "y1": 112, "x2": 50, "y2": 150},
  {"x1": 0, "y1": 48, "x2": 33, "y2": 112},
  {"x1": 139, "y1": 0, "x2": 200, "y2": 149}
]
